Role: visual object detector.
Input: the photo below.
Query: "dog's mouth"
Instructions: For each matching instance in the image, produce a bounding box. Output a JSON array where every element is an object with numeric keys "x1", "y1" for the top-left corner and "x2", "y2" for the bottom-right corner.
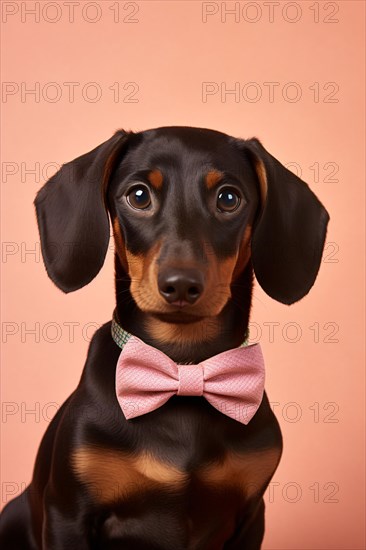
[{"x1": 152, "y1": 310, "x2": 206, "y2": 324}]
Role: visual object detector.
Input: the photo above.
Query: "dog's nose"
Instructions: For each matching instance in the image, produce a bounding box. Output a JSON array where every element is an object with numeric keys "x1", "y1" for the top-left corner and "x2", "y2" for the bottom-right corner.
[{"x1": 158, "y1": 269, "x2": 204, "y2": 305}]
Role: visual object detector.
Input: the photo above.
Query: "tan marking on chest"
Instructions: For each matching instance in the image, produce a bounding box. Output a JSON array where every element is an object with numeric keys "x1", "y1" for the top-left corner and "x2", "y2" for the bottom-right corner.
[
  {"x1": 72, "y1": 447, "x2": 188, "y2": 504},
  {"x1": 198, "y1": 447, "x2": 281, "y2": 497}
]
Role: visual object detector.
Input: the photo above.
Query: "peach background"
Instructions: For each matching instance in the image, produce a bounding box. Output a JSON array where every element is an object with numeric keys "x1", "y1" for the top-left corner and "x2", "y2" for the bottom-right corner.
[{"x1": 1, "y1": 1, "x2": 365, "y2": 548}]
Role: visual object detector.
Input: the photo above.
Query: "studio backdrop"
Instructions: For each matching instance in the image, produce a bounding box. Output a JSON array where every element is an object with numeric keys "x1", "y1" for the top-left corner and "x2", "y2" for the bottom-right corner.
[{"x1": 1, "y1": 1, "x2": 365, "y2": 549}]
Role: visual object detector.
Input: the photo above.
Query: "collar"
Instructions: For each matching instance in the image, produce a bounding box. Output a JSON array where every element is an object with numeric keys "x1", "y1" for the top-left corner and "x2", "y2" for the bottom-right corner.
[
  {"x1": 111, "y1": 309, "x2": 250, "y2": 351},
  {"x1": 111, "y1": 311, "x2": 132, "y2": 350}
]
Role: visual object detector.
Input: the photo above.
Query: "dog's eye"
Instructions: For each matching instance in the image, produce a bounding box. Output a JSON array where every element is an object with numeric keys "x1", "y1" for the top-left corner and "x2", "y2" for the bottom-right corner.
[
  {"x1": 217, "y1": 188, "x2": 241, "y2": 213},
  {"x1": 127, "y1": 186, "x2": 152, "y2": 210}
]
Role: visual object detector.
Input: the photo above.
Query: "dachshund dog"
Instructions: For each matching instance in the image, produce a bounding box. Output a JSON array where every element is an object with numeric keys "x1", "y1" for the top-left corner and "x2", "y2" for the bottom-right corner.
[{"x1": 0, "y1": 126, "x2": 329, "y2": 549}]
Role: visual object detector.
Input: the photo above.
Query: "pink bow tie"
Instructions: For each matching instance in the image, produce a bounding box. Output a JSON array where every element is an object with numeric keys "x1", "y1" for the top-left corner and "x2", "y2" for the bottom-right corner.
[{"x1": 115, "y1": 336, "x2": 265, "y2": 425}]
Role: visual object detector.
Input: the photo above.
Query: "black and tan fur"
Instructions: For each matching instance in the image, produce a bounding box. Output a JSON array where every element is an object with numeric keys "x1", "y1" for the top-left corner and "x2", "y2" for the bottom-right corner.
[{"x1": 0, "y1": 127, "x2": 329, "y2": 549}]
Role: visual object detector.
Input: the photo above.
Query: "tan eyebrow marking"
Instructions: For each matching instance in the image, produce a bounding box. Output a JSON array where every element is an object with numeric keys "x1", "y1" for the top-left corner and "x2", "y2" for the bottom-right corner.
[
  {"x1": 205, "y1": 170, "x2": 224, "y2": 189},
  {"x1": 147, "y1": 169, "x2": 163, "y2": 190}
]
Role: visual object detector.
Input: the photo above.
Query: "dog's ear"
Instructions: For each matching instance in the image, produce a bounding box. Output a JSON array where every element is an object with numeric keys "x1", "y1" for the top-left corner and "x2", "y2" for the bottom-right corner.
[
  {"x1": 244, "y1": 138, "x2": 330, "y2": 305},
  {"x1": 35, "y1": 130, "x2": 130, "y2": 293}
]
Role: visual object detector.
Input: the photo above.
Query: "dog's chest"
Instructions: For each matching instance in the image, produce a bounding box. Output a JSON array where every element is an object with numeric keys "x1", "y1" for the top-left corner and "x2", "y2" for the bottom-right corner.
[
  {"x1": 72, "y1": 398, "x2": 282, "y2": 507},
  {"x1": 73, "y1": 442, "x2": 280, "y2": 505}
]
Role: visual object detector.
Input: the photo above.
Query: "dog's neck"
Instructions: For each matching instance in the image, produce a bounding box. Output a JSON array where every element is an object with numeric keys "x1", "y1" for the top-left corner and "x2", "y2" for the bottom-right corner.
[{"x1": 114, "y1": 256, "x2": 253, "y2": 364}]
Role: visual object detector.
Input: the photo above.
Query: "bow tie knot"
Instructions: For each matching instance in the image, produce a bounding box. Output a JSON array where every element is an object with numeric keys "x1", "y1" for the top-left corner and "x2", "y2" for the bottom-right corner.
[{"x1": 177, "y1": 364, "x2": 204, "y2": 396}]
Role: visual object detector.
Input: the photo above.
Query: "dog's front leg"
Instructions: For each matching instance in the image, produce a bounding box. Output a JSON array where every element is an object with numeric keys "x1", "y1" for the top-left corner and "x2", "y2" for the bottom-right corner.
[
  {"x1": 42, "y1": 486, "x2": 92, "y2": 550},
  {"x1": 224, "y1": 499, "x2": 265, "y2": 550}
]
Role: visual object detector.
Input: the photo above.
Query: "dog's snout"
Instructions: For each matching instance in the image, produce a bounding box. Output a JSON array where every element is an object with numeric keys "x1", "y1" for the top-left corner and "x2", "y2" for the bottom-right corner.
[{"x1": 158, "y1": 269, "x2": 204, "y2": 305}]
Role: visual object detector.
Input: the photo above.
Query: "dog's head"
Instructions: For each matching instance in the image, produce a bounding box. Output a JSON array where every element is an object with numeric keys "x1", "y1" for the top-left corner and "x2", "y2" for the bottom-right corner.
[{"x1": 35, "y1": 127, "x2": 329, "y2": 349}]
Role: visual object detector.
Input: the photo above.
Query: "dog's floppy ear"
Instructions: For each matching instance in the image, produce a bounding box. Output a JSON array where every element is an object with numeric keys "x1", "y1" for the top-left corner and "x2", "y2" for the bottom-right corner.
[
  {"x1": 244, "y1": 138, "x2": 330, "y2": 305},
  {"x1": 35, "y1": 130, "x2": 130, "y2": 293}
]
